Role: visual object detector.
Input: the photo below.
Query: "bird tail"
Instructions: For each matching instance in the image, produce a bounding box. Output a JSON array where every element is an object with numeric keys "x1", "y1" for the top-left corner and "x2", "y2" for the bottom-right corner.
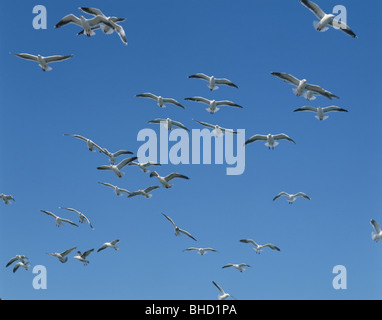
[
  {"x1": 315, "y1": 115, "x2": 328, "y2": 121},
  {"x1": 372, "y1": 232, "x2": 379, "y2": 242},
  {"x1": 207, "y1": 107, "x2": 219, "y2": 114},
  {"x1": 43, "y1": 65, "x2": 52, "y2": 72},
  {"x1": 313, "y1": 21, "x2": 329, "y2": 32},
  {"x1": 208, "y1": 84, "x2": 219, "y2": 91}
]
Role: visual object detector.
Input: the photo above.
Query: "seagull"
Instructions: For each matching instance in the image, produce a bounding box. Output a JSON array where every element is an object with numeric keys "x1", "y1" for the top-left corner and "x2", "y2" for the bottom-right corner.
[
  {"x1": 127, "y1": 186, "x2": 160, "y2": 199},
  {"x1": 271, "y1": 72, "x2": 339, "y2": 100},
  {"x1": 74, "y1": 249, "x2": 94, "y2": 266},
  {"x1": 64, "y1": 134, "x2": 104, "y2": 152},
  {"x1": 97, "y1": 239, "x2": 120, "y2": 252},
  {"x1": 240, "y1": 239, "x2": 281, "y2": 254},
  {"x1": 98, "y1": 182, "x2": 131, "y2": 196},
  {"x1": 6, "y1": 255, "x2": 29, "y2": 268},
  {"x1": 148, "y1": 118, "x2": 190, "y2": 132},
  {"x1": 222, "y1": 263, "x2": 251, "y2": 273},
  {"x1": 48, "y1": 247, "x2": 77, "y2": 263},
  {"x1": 78, "y1": 7, "x2": 127, "y2": 45},
  {"x1": 150, "y1": 171, "x2": 190, "y2": 188},
  {"x1": 40, "y1": 210, "x2": 79, "y2": 228},
  {"x1": 370, "y1": 219, "x2": 382, "y2": 242},
  {"x1": 300, "y1": 0, "x2": 357, "y2": 38},
  {"x1": 244, "y1": 133, "x2": 295, "y2": 149},
  {"x1": 162, "y1": 213, "x2": 197, "y2": 241},
  {"x1": 11, "y1": 53, "x2": 73, "y2": 72},
  {"x1": 13, "y1": 261, "x2": 30, "y2": 273},
  {"x1": 54, "y1": 13, "x2": 116, "y2": 37},
  {"x1": 273, "y1": 192, "x2": 311, "y2": 204},
  {"x1": 193, "y1": 120, "x2": 238, "y2": 137},
  {"x1": 182, "y1": 247, "x2": 218, "y2": 255},
  {"x1": 293, "y1": 106, "x2": 348, "y2": 120},
  {"x1": 185, "y1": 97, "x2": 243, "y2": 114},
  {"x1": 188, "y1": 73, "x2": 238, "y2": 91},
  {"x1": 136, "y1": 93, "x2": 185, "y2": 109},
  {"x1": 212, "y1": 281, "x2": 237, "y2": 300},
  {"x1": 100, "y1": 148, "x2": 134, "y2": 164},
  {"x1": 0, "y1": 194, "x2": 15, "y2": 205},
  {"x1": 97, "y1": 156, "x2": 138, "y2": 178},
  {"x1": 128, "y1": 161, "x2": 161, "y2": 173},
  {"x1": 59, "y1": 207, "x2": 94, "y2": 229}
]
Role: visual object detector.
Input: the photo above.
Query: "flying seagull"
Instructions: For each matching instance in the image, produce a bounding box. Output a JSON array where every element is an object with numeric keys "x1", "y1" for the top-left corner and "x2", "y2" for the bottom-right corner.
[
  {"x1": 370, "y1": 219, "x2": 382, "y2": 242},
  {"x1": 182, "y1": 247, "x2": 218, "y2": 255},
  {"x1": 128, "y1": 161, "x2": 161, "y2": 173},
  {"x1": 97, "y1": 156, "x2": 138, "y2": 178},
  {"x1": 150, "y1": 171, "x2": 190, "y2": 188},
  {"x1": 185, "y1": 97, "x2": 243, "y2": 114},
  {"x1": 222, "y1": 263, "x2": 251, "y2": 273},
  {"x1": 162, "y1": 213, "x2": 197, "y2": 241},
  {"x1": 136, "y1": 93, "x2": 185, "y2": 109},
  {"x1": 6, "y1": 255, "x2": 29, "y2": 268},
  {"x1": 48, "y1": 247, "x2": 77, "y2": 263},
  {"x1": 100, "y1": 148, "x2": 134, "y2": 164},
  {"x1": 11, "y1": 53, "x2": 73, "y2": 72},
  {"x1": 74, "y1": 249, "x2": 94, "y2": 266},
  {"x1": 54, "y1": 13, "x2": 116, "y2": 37},
  {"x1": 13, "y1": 261, "x2": 30, "y2": 273},
  {"x1": 193, "y1": 119, "x2": 238, "y2": 137},
  {"x1": 148, "y1": 118, "x2": 190, "y2": 132},
  {"x1": 59, "y1": 207, "x2": 94, "y2": 229},
  {"x1": 293, "y1": 106, "x2": 348, "y2": 120},
  {"x1": 127, "y1": 186, "x2": 160, "y2": 199},
  {"x1": 40, "y1": 210, "x2": 79, "y2": 228},
  {"x1": 188, "y1": 73, "x2": 238, "y2": 91},
  {"x1": 244, "y1": 133, "x2": 295, "y2": 149},
  {"x1": 273, "y1": 192, "x2": 311, "y2": 204},
  {"x1": 240, "y1": 239, "x2": 281, "y2": 254},
  {"x1": 271, "y1": 72, "x2": 339, "y2": 100},
  {"x1": 212, "y1": 281, "x2": 237, "y2": 300},
  {"x1": 0, "y1": 194, "x2": 15, "y2": 205},
  {"x1": 98, "y1": 182, "x2": 131, "y2": 196},
  {"x1": 78, "y1": 7, "x2": 127, "y2": 44},
  {"x1": 300, "y1": 0, "x2": 357, "y2": 38},
  {"x1": 64, "y1": 134, "x2": 104, "y2": 152},
  {"x1": 97, "y1": 239, "x2": 120, "y2": 252}
]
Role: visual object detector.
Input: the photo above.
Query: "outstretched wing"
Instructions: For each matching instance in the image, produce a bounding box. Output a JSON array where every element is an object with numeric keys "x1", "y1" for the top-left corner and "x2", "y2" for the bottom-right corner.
[
  {"x1": 215, "y1": 77, "x2": 238, "y2": 88},
  {"x1": 60, "y1": 218, "x2": 79, "y2": 227},
  {"x1": 371, "y1": 219, "x2": 381, "y2": 234},
  {"x1": 44, "y1": 55, "x2": 73, "y2": 63},
  {"x1": 273, "y1": 192, "x2": 289, "y2": 201},
  {"x1": 165, "y1": 173, "x2": 190, "y2": 182},
  {"x1": 299, "y1": 0, "x2": 326, "y2": 19},
  {"x1": 194, "y1": 120, "x2": 215, "y2": 130},
  {"x1": 79, "y1": 7, "x2": 105, "y2": 17},
  {"x1": 188, "y1": 73, "x2": 210, "y2": 81},
  {"x1": 305, "y1": 84, "x2": 339, "y2": 99},
  {"x1": 239, "y1": 239, "x2": 258, "y2": 247},
  {"x1": 162, "y1": 98, "x2": 185, "y2": 109},
  {"x1": 41, "y1": 210, "x2": 58, "y2": 219},
  {"x1": 271, "y1": 72, "x2": 300, "y2": 86},
  {"x1": 144, "y1": 186, "x2": 160, "y2": 193},
  {"x1": 322, "y1": 106, "x2": 348, "y2": 113},
  {"x1": 82, "y1": 249, "x2": 95, "y2": 258},
  {"x1": 61, "y1": 247, "x2": 77, "y2": 257},
  {"x1": 55, "y1": 14, "x2": 82, "y2": 28},
  {"x1": 171, "y1": 120, "x2": 189, "y2": 131},
  {"x1": 273, "y1": 133, "x2": 296, "y2": 144},
  {"x1": 215, "y1": 100, "x2": 243, "y2": 108},
  {"x1": 263, "y1": 244, "x2": 281, "y2": 251},
  {"x1": 178, "y1": 228, "x2": 197, "y2": 241},
  {"x1": 162, "y1": 213, "x2": 177, "y2": 228},
  {"x1": 136, "y1": 93, "x2": 159, "y2": 101},
  {"x1": 116, "y1": 157, "x2": 138, "y2": 169},
  {"x1": 184, "y1": 96, "x2": 211, "y2": 105},
  {"x1": 293, "y1": 106, "x2": 318, "y2": 113},
  {"x1": 11, "y1": 53, "x2": 38, "y2": 61},
  {"x1": 244, "y1": 134, "x2": 267, "y2": 146},
  {"x1": 212, "y1": 281, "x2": 225, "y2": 295},
  {"x1": 295, "y1": 192, "x2": 311, "y2": 200}
]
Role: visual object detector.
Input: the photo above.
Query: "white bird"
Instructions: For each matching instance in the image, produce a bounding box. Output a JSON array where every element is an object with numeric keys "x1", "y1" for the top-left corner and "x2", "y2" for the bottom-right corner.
[
  {"x1": 293, "y1": 106, "x2": 348, "y2": 120},
  {"x1": 185, "y1": 97, "x2": 243, "y2": 114},
  {"x1": 48, "y1": 247, "x2": 77, "y2": 263},
  {"x1": 128, "y1": 161, "x2": 161, "y2": 173},
  {"x1": 13, "y1": 261, "x2": 30, "y2": 273},
  {"x1": 64, "y1": 134, "x2": 104, "y2": 152},
  {"x1": 41, "y1": 210, "x2": 79, "y2": 228},
  {"x1": 6, "y1": 255, "x2": 29, "y2": 268},
  {"x1": 271, "y1": 72, "x2": 339, "y2": 100},
  {"x1": 150, "y1": 171, "x2": 190, "y2": 188},
  {"x1": 370, "y1": 219, "x2": 382, "y2": 242},
  {"x1": 188, "y1": 73, "x2": 238, "y2": 91},
  {"x1": 194, "y1": 119, "x2": 238, "y2": 137},
  {"x1": 162, "y1": 213, "x2": 197, "y2": 241},
  {"x1": 127, "y1": 186, "x2": 160, "y2": 199},
  {"x1": 97, "y1": 156, "x2": 138, "y2": 178},
  {"x1": 240, "y1": 239, "x2": 281, "y2": 254},
  {"x1": 212, "y1": 281, "x2": 237, "y2": 300},
  {"x1": 54, "y1": 13, "x2": 116, "y2": 37},
  {"x1": 222, "y1": 263, "x2": 251, "y2": 273},
  {"x1": 59, "y1": 207, "x2": 94, "y2": 229},
  {"x1": 273, "y1": 192, "x2": 311, "y2": 204},
  {"x1": 300, "y1": 0, "x2": 357, "y2": 38},
  {"x1": 97, "y1": 239, "x2": 120, "y2": 252},
  {"x1": 100, "y1": 148, "x2": 134, "y2": 164},
  {"x1": 11, "y1": 53, "x2": 73, "y2": 72},
  {"x1": 74, "y1": 249, "x2": 94, "y2": 266},
  {"x1": 78, "y1": 7, "x2": 127, "y2": 45},
  {"x1": 98, "y1": 182, "x2": 131, "y2": 196},
  {"x1": 244, "y1": 133, "x2": 296, "y2": 149},
  {"x1": 136, "y1": 93, "x2": 185, "y2": 109},
  {"x1": 182, "y1": 247, "x2": 218, "y2": 255},
  {"x1": 148, "y1": 118, "x2": 190, "y2": 132},
  {"x1": 0, "y1": 194, "x2": 15, "y2": 205}
]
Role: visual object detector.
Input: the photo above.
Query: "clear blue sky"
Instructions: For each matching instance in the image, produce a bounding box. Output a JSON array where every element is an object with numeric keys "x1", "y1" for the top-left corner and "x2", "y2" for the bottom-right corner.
[{"x1": 0, "y1": 0, "x2": 381, "y2": 300}]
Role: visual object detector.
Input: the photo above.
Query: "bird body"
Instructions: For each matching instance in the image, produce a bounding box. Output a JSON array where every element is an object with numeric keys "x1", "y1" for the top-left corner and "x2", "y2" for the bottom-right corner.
[
  {"x1": 150, "y1": 171, "x2": 189, "y2": 188},
  {"x1": 97, "y1": 240, "x2": 120, "y2": 252}
]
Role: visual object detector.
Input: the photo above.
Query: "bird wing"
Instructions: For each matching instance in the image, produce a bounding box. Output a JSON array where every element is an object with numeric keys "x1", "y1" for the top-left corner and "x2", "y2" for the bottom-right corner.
[
  {"x1": 111, "y1": 239, "x2": 120, "y2": 245},
  {"x1": 171, "y1": 120, "x2": 190, "y2": 131},
  {"x1": 61, "y1": 247, "x2": 77, "y2": 257},
  {"x1": 41, "y1": 210, "x2": 58, "y2": 219},
  {"x1": 82, "y1": 249, "x2": 94, "y2": 258},
  {"x1": 244, "y1": 134, "x2": 267, "y2": 146},
  {"x1": 60, "y1": 218, "x2": 79, "y2": 227},
  {"x1": 6, "y1": 257, "x2": 18, "y2": 268},
  {"x1": 215, "y1": 100, "x2": 243, "y2": 108},
  {"x1": 212, "y1": 281, "x2": 225, "y2": 295},
  {"x1": 204, "y1": 248, "x2": 217, "y2": 252},
  {"x1": 97, "y1": 245, "x2": 107, "y2": 252},
  {"x1": 305, "y1": 84, "x2": 339, "y2": 99},
  {"x1": 88, "y1": 15, "x2": 115, "y2": 28},
  {"x1": 295, "y1": 192, "x2": 311, "y2": 200},
  {"x1": 328, "y1": 19, "x2": 357, "y2": 38},
  {"x1": 143, "y1": 162, "x2": 161, "y2": 168},
  {"x1": 264, "y1": 244, "x2": 281, "y2": 251},
  {"x1": 116, "y1": 157, "x2": 138, "y2": 169},
  {"x1": 97, "y1": 165, "x2": 112, "y2": 170},
  {"x1": 59, "y1": 207, "x2": 80, "y2": 215},
  {"x1": 55, "y1": 14, "x2": 82, "y2": 28},
  {"x1": 144, "y1": 186, "x2": 160, "y2": 193},
  {"x1": 239, "y1": 263, "x2": 251, "y2": 267},
  {"x1": 148, "y1": 118, "x2": 166, "y2": 124},
  {"x1": 240, "y1": 239, "x2": 258, "y2": 247},
  {"x1": 112, "y1": 150, "x2": 134, "y2": 157},
  {"x1": 98, "y1": 182, "x2": 115, "y2": 188},
  {"x1": 44, "y1": 55, "x2": 73, "y2": 63},
  {"x1": 188, "y1": 73, "x2": 210, "y2": 81},
  {"x1": 222, "y1": 264, "x2": 234, "y2": 268},
  {"x1": 136, "y1": 93, "x2": 159, "y2": 101},
  {"x1": 194, "y1": 120, "x2": 215, "y2": 130},
  {"x1": 322, "y1": 106, "x2": 348, "y2": 113},
  {"x1": 215, "y1": 78, "x2": 238, "y2": 88},
  {"x1": 64, "y1": 133, "x2": 87, "y2": 142},
  {"x1": 273, "y1": 192, "x2": 290, "y2": 201},
  {"x1": 299, "y1": 0, "x2": 326, "y2": 19},
  {"x1": 183, "y1": 247, "x2": 198, "y2": 251},
  {"x1": 293, "y1": 106, "x2": 318, "y2": 113},
  {"x1": 165, "y1": 173, "x2": 190, "y2": 182},
  {"x1": 178, "y1": 228, "x2": 197, "y2": 241},
  {"x1": 271, "y1": 72, "x2": 300, "y2": 86},
  {"x1": 78, "y1": 7, "x2": 105, "y2": 17},
  {"x1": 162, "y1": 98, "x2": 185, "y2": 109},
  {"x1": 273, "y1": 133, "x2": 296, "y2": 144},
  {"x1": 162, "y1": 213, "x2": 176, "y2": 228},
  {"x1": 184, "y1": 96, "x2": 211, "y2": 105},
  {"x1": 371, "y1": 219, "x2": 381, "y2": 234},
  {"x1": 11, "y1": 53, "x2": 38, "y2": 61}
]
